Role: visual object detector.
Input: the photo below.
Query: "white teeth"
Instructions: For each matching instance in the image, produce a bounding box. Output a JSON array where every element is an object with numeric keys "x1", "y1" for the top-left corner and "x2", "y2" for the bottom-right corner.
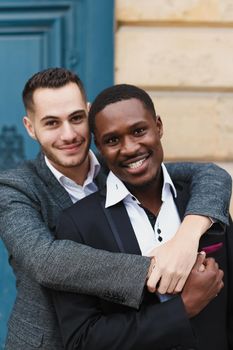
[{"x1": 128, "y1": 158, "x2": 146, "y2": 169}]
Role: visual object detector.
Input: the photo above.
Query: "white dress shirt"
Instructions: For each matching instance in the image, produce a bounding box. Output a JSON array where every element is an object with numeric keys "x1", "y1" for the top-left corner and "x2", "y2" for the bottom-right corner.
[
  {"x1": 45, "y1": 150, "x2": 100, "y2": 203},
  {"x1": 105, "y1": 163, "x2": 181, "y2": 256}
]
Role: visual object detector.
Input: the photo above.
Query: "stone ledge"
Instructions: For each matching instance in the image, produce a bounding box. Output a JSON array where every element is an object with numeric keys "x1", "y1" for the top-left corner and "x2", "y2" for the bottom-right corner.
[
  {"x1": 116, "y1": 0, "x2": 233, "y2": 23},
  {"x1": 115, "y1": 26, "x2": 233, "y2": 88},
  {"x1": 149, "y1": 93, "x2": 233, "y2": 160}
]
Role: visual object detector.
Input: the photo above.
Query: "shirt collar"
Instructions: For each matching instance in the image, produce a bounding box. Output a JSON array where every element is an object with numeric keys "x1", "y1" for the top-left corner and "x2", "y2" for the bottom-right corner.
[
  {"x1": 44, "y1": 150, "x2": 100, "y2": 186},
  {"x1": 105, "y1": 163, "x2": 177, "y2": 208},
  {"x1": 161, "y1": 163, "x2": 177, "y2": 201}
]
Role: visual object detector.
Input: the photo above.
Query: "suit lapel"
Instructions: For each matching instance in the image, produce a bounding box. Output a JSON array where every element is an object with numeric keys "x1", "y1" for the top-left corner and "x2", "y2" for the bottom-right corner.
[
  {"x1": 108, "y1": 203, "x2": 142, "y2": 255},
  {"x1": 99, "y1": 188, "x2": 141, "y2": 254},
  {"x1": 34, "y1": 152, "x2": 72, "y2": 210}
]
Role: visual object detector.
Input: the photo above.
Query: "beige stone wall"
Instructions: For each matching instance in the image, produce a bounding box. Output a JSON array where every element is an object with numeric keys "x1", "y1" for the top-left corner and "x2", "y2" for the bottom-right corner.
[{"x1": 115, "y1": 0, "x2": 233, "y2": 215}]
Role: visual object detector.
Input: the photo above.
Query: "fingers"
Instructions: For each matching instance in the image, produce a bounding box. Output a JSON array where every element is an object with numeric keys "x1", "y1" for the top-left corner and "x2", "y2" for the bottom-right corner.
[
  {"x1": 147, "y1": 265, "x2": 161, "y2": 293},
  {"x1": 212, "y1": 270, "x2": 224, "y2": 298},
  {"x1": 166, "y1": 276, "x2": 182, "y2": 294},
  {"x1": 217, "y1": 280, "x2": 224, "y2": 294},
  {"x1": 205, "y1": 258, "x2": 224, "y2": 297},
  {"x1": 173, "y1": 276, "x2": 187, "y2": 293},
  {"x1": 193, "y1": 251, "x2": 206, "y2": 270},
  {"x1": 198, "y1": 263, "x2": 205, "y2": 272},
  {"x1": 147, "y1": 253, "x2": 224, "y2": 296},
  {"x1": 148, "y1": 268, "x2": 188, "y2": 294},
  {"x1": 204, "y1": 257, "x2": 219, "y2": 271},
  {"x1": 163, "y1": 272, "x2": 187, "y2": 294},
  {"x1": 157, "y1": 274, "x2": 172, "y2": 294},
  {"x1": 216, "y1": 269, "x2": 224, "y2": 285}
]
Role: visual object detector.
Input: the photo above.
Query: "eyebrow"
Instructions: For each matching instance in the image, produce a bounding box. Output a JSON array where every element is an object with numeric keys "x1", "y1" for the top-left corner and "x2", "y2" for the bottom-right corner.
[
  {"x1": 100, "y1": 121, "x2": 147, "y2": 138},
  {"x1": 41, "y1": 109, "x2": 87, "y2": 122}
]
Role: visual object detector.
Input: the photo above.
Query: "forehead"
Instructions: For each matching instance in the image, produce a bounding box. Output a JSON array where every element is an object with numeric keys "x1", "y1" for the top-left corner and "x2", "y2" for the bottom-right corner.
[
  {"x1": 31, "y1": 82, "x2": 86, "y2": 117},
  {"x1": 95, "y1": 98, "x2": 153, "y2": 128}
]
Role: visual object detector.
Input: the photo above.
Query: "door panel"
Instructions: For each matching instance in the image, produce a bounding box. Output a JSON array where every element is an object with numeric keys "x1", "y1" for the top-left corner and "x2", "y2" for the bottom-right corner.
[
  {"x1": 0, "y1": 3, "x2": 69, "y2": 345},
  {"x1": 0, "y1": 2, "x2": 78, "y2": 164}
]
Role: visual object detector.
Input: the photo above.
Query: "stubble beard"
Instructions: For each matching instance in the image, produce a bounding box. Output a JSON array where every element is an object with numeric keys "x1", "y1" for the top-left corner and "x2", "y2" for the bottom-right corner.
[{"x1": 41, "y1": 142, "x2": 90, "y2": 170}]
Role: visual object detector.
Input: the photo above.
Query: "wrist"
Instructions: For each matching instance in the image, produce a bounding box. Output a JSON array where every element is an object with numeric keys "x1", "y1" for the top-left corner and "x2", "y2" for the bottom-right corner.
[
  {"x1": 182, "y1": 214, "x2": 213, "y2": 239},
  {"x1": 181, "y1": 293, "x2": 194, "y2": 318}
]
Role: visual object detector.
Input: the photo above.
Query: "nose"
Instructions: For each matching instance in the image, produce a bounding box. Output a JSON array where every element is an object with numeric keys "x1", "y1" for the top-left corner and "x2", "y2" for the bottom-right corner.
[
  {"x1": 120, "y1": 136, "x2": 140, "y2": 156},
  {"x1": 60, "y1": 122, "x2": 77, "y2": 142}
]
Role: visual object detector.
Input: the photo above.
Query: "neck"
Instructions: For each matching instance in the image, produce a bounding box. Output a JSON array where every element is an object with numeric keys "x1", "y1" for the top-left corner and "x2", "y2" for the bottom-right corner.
[{"x1": 127, "y1": 177, "x2": 163, "y2": 215}]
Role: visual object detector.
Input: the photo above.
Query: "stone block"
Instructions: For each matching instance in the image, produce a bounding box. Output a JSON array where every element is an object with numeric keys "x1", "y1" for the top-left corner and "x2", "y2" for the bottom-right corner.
[
  {"x1": 150, "y1": 92, "x2": 233, "y2": 160},
  {"x1": 116, "y1": 0, "x2": 233, "y2": 23},
  {"x1": 115, "y1": 26, "x2": 233, "y2": 89}
]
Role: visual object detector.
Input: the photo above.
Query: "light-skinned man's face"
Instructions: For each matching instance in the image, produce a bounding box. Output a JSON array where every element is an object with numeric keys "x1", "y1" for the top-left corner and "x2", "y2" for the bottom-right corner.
[
  {"x1": 94, "y1": 98, "x2": 164, "y2": 190},
  {"x1": 23, "y1": 82, "x2": 91, "y2": 183}
]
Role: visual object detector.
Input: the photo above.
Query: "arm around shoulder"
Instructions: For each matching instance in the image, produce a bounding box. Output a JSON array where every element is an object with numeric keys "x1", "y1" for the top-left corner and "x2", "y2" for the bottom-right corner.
[
  {"x1": 166, "y1": 162, "x2": 232, "y2": 224},
  {"x1": 0, "y1": 173, "x2": 149, "y2": 309}
]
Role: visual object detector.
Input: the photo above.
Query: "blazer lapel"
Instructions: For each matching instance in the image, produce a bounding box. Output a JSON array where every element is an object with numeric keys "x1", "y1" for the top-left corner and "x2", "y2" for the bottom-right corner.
[
  {"x1": 99, "y1": 188, "x2": 141, "y2": 254},
  {"x1": 34, "y1": 152, "x2": 72, "y2": 210}
]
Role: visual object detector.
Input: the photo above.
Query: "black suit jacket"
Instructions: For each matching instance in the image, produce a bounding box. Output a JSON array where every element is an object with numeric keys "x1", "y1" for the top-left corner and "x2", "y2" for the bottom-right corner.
[{"x1": 52, "y1": 180, "x2": 233, "y2": 350}]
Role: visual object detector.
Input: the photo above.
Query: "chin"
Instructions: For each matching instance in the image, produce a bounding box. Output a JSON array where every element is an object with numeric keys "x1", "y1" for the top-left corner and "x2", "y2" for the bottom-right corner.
[
  {"x1": 63, "y1": 160, "x2": 83, "y2": 168},
  {"x1": 131, "y1": 176, "x2": 157, "y2": 188},
  {"x1": 124, "y1": 178, "x2": 150, "y2": 188}
]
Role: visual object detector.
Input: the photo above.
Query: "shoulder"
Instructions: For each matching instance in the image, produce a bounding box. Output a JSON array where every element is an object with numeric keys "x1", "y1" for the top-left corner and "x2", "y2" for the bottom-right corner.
[
  {"x1": 0, "y1": 156, "x2": 50, "y2": 199},
  {"x1": 0, "y1": 155, "x2": 41, "y2": 180}
]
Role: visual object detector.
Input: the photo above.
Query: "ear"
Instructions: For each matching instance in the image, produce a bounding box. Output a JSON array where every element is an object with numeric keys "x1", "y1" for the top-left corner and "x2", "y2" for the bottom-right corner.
[
  {"x1": 23, "y1": 116, "x2": 37, "y2": 140},
  {"x1": 156, "y1": 115, "x2": 163, "y2": 139}
]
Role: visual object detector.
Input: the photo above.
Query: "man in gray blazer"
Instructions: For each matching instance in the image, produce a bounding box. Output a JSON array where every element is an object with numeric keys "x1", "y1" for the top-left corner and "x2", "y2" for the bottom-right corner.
[{"x1": 0, "y1": 68, "x2": 231, "y2": 349}]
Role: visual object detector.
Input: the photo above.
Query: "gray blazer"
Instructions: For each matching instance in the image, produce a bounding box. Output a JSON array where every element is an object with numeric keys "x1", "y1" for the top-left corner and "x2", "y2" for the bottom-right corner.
[{"x1": 0, "y1": 153, "x2": 231, "y2": 349}]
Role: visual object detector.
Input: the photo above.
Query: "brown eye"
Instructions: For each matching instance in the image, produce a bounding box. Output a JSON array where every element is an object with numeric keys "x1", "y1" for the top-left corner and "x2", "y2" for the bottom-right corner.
[
  {"x1": 71, "y1": 115, "x2": 83, "y2": 123},
  {"x1": 45, "y1": 120, "x2": 58, "y2": 127},
  {"x1": 105, "y1": 137, "x2": 119, "y2": 145},
  {"x1": 134, "y1": 128, "x2": 145, "y2": 135}
]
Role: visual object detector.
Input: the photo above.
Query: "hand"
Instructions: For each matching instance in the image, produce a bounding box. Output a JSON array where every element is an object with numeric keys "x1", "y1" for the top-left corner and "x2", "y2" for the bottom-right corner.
[
  {"x1": 181, "y1": 253, "x2": 224, "y2": 318},
  {"x1": 147, "y1": 215, "x2": 212, "y2": 294}
]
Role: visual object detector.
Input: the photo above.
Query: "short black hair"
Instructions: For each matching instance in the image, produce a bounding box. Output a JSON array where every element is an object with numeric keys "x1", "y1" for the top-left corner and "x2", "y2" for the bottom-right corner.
[
  {"x1": 89, "y1": 84, "x2": 156, "y2": 133},
  {"x1": 23, "y1": 67, "x2": 86, "y2": 112}
]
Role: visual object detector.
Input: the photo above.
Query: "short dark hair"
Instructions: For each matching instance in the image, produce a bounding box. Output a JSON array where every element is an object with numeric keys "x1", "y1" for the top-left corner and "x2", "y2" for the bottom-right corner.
[
  {"x1": 23, "y1": 67, "x2": 87, "y2": 112},
  {"x1": 89, "y1": 84, "x2": 156, "y2": 133}
]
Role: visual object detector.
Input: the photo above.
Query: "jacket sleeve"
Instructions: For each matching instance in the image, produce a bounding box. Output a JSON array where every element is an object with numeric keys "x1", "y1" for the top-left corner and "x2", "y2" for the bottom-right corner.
[
  {"x1": 53, "y1": 291, "x2": 196, "y2": 350},
  {"x1": 0, "y1": 174, "x2": 150, "y2": 309},
  {"x1": 52, "y1": 212, "x2": 197, "y2": 350},
  {"x1": 166, "y1": 162, "x2": 232, "y2": 225}
]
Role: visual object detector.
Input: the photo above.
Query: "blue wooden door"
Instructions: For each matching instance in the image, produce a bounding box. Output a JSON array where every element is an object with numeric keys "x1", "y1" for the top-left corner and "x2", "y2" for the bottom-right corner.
[{"x1": 0, "y1": 0, "x2": 113, "y2": 347}]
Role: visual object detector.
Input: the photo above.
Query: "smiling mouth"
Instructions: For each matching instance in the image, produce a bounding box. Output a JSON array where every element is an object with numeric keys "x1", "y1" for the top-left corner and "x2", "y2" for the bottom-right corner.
[
  {"x1": 59, "y1": 143, "x2": 82, "y2": 150},
  {"x1": 127, "y1": 157, "x2": 147, "y2": 169}
]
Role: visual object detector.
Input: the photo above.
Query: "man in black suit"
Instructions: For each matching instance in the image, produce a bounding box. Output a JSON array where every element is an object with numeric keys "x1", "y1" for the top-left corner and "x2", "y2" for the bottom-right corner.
[{"x1": 52, "y1": 84, "x2": 233, "y2": 349}]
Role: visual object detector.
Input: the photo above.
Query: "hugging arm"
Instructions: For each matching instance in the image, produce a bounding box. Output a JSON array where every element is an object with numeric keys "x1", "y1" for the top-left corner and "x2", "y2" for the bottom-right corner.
[
  {"x1": 166, "y1": 162, "x2": 231, "y2": 224},
  {"x1": 0, "y1": 162, "x2": 231, "y2": 309},
  {"x1": 0, "y1": 173, "x2": 150, "y2": 309},
  {"x1": 148, "y1": 162, "x2": 232, "y2": 294}
]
